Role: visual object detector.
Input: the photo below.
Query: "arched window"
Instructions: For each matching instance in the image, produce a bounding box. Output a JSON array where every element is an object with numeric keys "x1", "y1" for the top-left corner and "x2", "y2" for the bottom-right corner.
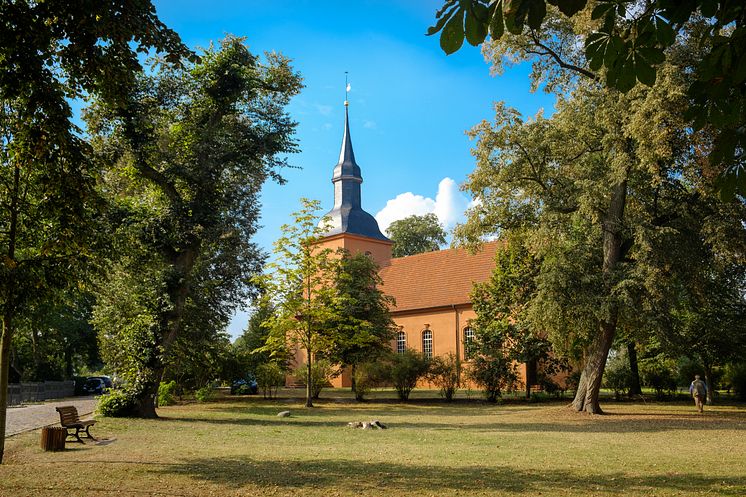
[
  {"x1": 422, "y1": 330, "x2": 433, "y2": 358},
  {"x1": 463, "y1": 327, "x2": 475, "y2": 359},
  {"x1": 396, "y1": 331, "x2": 406, "y2": 354}
]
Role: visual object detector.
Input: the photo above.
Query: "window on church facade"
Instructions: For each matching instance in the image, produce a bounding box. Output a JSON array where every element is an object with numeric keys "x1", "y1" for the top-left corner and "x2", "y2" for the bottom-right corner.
[
  {"x1": 396, "y1": 331, "x2": 406, "y2": 354},
  {"x1": 463, "y1": 327, "x2": 475, "y2": 359},
  {"x1": 422, "y1": 330, "x2": 433, "y2": 358}
]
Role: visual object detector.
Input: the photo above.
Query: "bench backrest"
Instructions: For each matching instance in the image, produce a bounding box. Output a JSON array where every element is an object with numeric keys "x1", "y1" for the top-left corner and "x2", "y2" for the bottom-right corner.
[{"x1": 56, "y1": 406, "x2": 81, "y2": 425}]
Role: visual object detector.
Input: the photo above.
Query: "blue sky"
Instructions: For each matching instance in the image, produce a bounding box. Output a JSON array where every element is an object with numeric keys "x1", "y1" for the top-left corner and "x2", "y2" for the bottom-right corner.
[{"x1": 152, "y1": 0, "x2": 555, "y2": 339}]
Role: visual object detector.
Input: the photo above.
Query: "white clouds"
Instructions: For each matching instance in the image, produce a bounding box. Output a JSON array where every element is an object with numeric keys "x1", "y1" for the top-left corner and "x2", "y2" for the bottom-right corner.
[
  {"x1": 363, "y1": 120, "x2": 377, "y2": 129},
  {"x1": 374, "y1": 177, "x2": 473, "y2": 235}
]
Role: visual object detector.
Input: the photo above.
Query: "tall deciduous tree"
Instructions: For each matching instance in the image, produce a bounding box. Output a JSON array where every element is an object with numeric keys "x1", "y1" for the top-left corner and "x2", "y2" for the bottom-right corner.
[
  {"x1": 448, "y1": 9, "x2": 745, "y2": 414},
  {"x1": 0, "y1": 1, "x2": 190, "y2": 462},
  {"x1": 459, "y1": 52, "x2": 744, "y2": 412},
  {"x1": 388, "y1": 213, "x2": 447, "y2": 258},
  {"x1": 88, "y1": 37, "x2": 302, "y2": 417},
  {"x1": 323, "y1": 251, "x2": 396, "y2": 392},
  {"x1": 256, "y1": 199, "x2": 341, "y2": 408}
]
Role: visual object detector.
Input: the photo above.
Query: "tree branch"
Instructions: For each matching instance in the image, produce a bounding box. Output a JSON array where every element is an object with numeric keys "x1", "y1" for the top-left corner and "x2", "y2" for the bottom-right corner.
[{"x1": 529, "y1": 30, "x2": 600, "y2": 82}]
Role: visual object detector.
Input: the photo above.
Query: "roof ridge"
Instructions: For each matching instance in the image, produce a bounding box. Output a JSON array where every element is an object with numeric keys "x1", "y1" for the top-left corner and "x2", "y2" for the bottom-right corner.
[{"x1": 388, "y1": 240, "x2": 501, "y2": 264}]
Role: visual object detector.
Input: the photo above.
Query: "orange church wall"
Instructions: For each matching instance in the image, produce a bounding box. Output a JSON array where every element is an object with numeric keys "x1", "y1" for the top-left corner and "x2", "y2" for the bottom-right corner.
[
  {"x1": 314, "y1": 233, "x2": 392, "y2": 268},
  {"x1": 390, "y1": 306, "x2": 527, "y2": 390}
]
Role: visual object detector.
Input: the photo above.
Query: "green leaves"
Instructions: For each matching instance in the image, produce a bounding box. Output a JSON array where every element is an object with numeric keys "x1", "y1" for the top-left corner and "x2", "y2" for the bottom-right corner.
[
  {"x1": 441, "y1": 7, "x2": 466, "y2": 53},
  {"x1": 465, "y1": 2, "x2": 489, "y2": 46}
]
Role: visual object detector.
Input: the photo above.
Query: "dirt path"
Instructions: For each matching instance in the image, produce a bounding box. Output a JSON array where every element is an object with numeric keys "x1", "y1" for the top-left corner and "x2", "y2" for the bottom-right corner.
[{"x1": 5, "y1": 397, "x2": 97, "y2": 437}]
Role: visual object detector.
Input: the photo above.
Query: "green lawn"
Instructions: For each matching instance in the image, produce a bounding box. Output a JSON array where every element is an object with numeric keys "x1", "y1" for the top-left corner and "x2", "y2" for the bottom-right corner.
[{"x1": 2, "y1": 390, "x2": 745, "y2": 496}]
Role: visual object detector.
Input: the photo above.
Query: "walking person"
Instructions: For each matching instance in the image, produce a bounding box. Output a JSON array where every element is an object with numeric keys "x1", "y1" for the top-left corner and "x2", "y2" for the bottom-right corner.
[{"x1": 689, "y1": 374, "x2": 707, "y2": 413}]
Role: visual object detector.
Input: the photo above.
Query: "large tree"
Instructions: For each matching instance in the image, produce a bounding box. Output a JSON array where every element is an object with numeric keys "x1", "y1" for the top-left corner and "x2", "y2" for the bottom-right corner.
[
  {"x1": 458, "y1": 26, "x2": 746, "y2": 413},
  {"x1": 428, "y1": 0, "x2": 746, "y2": 199},
  {"x1": 87, "y1": 37, "x2": 302, "y2": 417},
  {"x1": 388, "y1": 213, "x2": 447, "y2": 257},
  {"x1": 0, "y1": 0, "x2": 189, "y2": 461}
]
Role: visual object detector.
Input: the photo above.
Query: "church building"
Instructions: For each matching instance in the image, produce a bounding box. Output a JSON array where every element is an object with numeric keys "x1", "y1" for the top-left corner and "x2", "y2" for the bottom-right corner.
[{"x1": 313, "y1": 100, "x2": 528, "y2": 389}]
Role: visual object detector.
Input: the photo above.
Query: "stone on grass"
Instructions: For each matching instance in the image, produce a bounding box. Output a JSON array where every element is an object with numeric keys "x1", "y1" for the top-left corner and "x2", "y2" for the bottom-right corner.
[
  {"x1": 347, "y1": 419, "x2": 387, "y2": 429},
  {"x1": 277, "y1": 411, "x2": 291, "y2": 417}
]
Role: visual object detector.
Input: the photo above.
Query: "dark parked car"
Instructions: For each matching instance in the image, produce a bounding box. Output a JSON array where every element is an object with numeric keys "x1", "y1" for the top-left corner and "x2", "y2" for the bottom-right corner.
[
  {"x1": 230, "y1": 377, "x2": 258, "y2": 395},
  {"x1": 89, "y1": 375, "x2": 114, "y2": 389},
  {"x1": 82, "y1": 377, "x2": 106, "y2": 395}
]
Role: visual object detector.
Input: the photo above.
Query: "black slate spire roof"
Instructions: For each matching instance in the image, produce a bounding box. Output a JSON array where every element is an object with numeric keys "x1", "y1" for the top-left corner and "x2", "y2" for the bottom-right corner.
[{"x1": 321, "y1": 102, "x2": 389, "y2": 241}]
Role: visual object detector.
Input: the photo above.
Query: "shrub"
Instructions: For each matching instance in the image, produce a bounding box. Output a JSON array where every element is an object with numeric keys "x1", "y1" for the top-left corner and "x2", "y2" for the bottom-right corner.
[
  {"x1": 604, "y1": 352, "x2": 633, "y2": 400},
  {"x1": 98, "y1": 390, "x2": 138, "y2": 417},
  {"x1": 386, "y1": 349, "x2": 430, "y2": 401},
  {"x1": 236, "y1": 383, "x2": 255, "y2": 395},
  {"x1": 537, "y1": 374, "x2": 563, "y2": 398},
  {"x1": 294, "y1": 359, "x2": 336, "y2": 399},
  {"x1": 427, "y1": 353, "x2": 460, "y2": 401},
  {"x1": 195, "y1": 385, "x2": 214, "y2": 402},
  {"x1": 158, "y1": 380, "x2": 178, "y2": 406},
  {"x1": 640, "y1": 356, "x2": 678, "y2": 399},
  {"x1": 352, "y1": 361, "x2": 390, "y2": 401},
  {"x1": 467, "y1": 352, "x2": 516, "y2": 402},
  {"x1": 256, "y1": 362, "x2": 285, "y2": 399}
]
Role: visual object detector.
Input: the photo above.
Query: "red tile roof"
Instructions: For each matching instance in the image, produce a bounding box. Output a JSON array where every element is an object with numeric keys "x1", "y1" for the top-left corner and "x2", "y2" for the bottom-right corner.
[{"x1": 379, "y1": 241, "x2": 500, "y2": 312}]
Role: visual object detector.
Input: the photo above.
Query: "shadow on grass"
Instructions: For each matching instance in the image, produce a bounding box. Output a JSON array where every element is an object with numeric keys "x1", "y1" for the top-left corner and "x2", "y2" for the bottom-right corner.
[
  {"x1": 160, "y1": 404, "x2": 746, "y2": 434},
  {"x1": 151, "y1": 455, "x2": 746, "y2": 495}
]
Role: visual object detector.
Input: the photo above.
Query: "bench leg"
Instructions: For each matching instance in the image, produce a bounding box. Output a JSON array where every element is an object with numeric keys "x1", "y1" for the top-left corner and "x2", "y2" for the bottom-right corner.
[{"x1": 83, "y1": 425, "x2": 96, "y2": 441}]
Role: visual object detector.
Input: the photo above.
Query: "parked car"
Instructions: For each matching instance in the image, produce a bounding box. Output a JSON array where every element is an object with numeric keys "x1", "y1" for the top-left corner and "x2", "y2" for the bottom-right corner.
[
  {"x1": 230, "y1": 377, "x2": 258, "y2": 395},
  {"x1": 89, "y1": 375, "x2": 114, "y2": 389},
  {"x1": 82, "y1": 377, "x2": 106, "y2": 395}
]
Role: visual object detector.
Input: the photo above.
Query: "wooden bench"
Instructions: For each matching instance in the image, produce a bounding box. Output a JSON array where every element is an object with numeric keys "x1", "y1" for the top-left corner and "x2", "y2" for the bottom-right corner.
[{"x1": 55, "y1": 406, "x2": 96, "y2": 443}]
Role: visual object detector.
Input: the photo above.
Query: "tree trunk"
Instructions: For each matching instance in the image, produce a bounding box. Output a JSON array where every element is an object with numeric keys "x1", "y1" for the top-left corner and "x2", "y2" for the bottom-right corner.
[
  {"x1": 31, "y1": 327, "x2": 42, "y2": 380},
  {"x1": 703, "y1": 360, "x2": 714, "y2": 405},
  {"x1": 0, "y1": 163, "x2": 20, "y2": 463},
  {"x1": 0, "y1": 313, "x2": 14, "y2": 464},
  {"x1": 350, "y1": 363, "x2": 357, "y2": 394},
  {"x1": 571, "y1": 174, "x2": 628, "y2": 415},
  {"x1": 627, "y1": 341, "x2": 642, "y2": 396},
  {"x1": 136, "y1": 367, "x2": 162, "y2": 418},
  {"x1": 571, "y1": 320, "x2": 616, "y2": 413},
  {"x1": 305, "y1": 344, "x2": 313, "y2": 408},
  {"x1": 133, "y1": 252, "x2": 196, "y2": 418}
]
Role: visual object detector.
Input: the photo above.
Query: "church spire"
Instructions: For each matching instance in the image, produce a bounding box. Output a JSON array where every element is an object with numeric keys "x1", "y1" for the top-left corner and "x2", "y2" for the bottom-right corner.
[
  {"x1": 320, "y1": 85, "x2": 389, "y2": 242},
  {"x1": 332, "y1": 101, "x2": 361, "y2": 183}
]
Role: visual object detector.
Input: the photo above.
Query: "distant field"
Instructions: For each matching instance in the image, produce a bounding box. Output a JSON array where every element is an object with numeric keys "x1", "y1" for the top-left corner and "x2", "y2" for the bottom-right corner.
[{"x1": 2, "y1": 389, "x2": 745, "y2": 497}]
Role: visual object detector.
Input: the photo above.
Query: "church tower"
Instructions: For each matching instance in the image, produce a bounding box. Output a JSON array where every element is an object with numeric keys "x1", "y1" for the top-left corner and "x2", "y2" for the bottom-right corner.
[{"x1": 317, "y1": 99, "x2": 392, "y2": 267}]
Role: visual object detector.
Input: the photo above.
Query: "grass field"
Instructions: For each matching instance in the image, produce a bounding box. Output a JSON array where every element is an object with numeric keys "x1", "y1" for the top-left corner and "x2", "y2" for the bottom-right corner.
[{"x1": 2, "y1": 390, "x2": 745, "y2": 497}]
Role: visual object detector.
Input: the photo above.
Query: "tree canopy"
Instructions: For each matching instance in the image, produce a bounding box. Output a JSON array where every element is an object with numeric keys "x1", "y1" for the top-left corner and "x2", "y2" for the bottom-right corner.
[{"x1": 387, "y1": 213, "x2": 447, "y2": 257}]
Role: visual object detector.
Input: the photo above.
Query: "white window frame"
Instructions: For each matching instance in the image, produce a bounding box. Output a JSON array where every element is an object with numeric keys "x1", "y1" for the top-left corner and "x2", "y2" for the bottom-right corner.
[
  {"x1": 422, "y1": 330, "x2": 433, "y2": 358},
  {"x1": 396, "y1": 331, "x2": 407, "y2": 354}
]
